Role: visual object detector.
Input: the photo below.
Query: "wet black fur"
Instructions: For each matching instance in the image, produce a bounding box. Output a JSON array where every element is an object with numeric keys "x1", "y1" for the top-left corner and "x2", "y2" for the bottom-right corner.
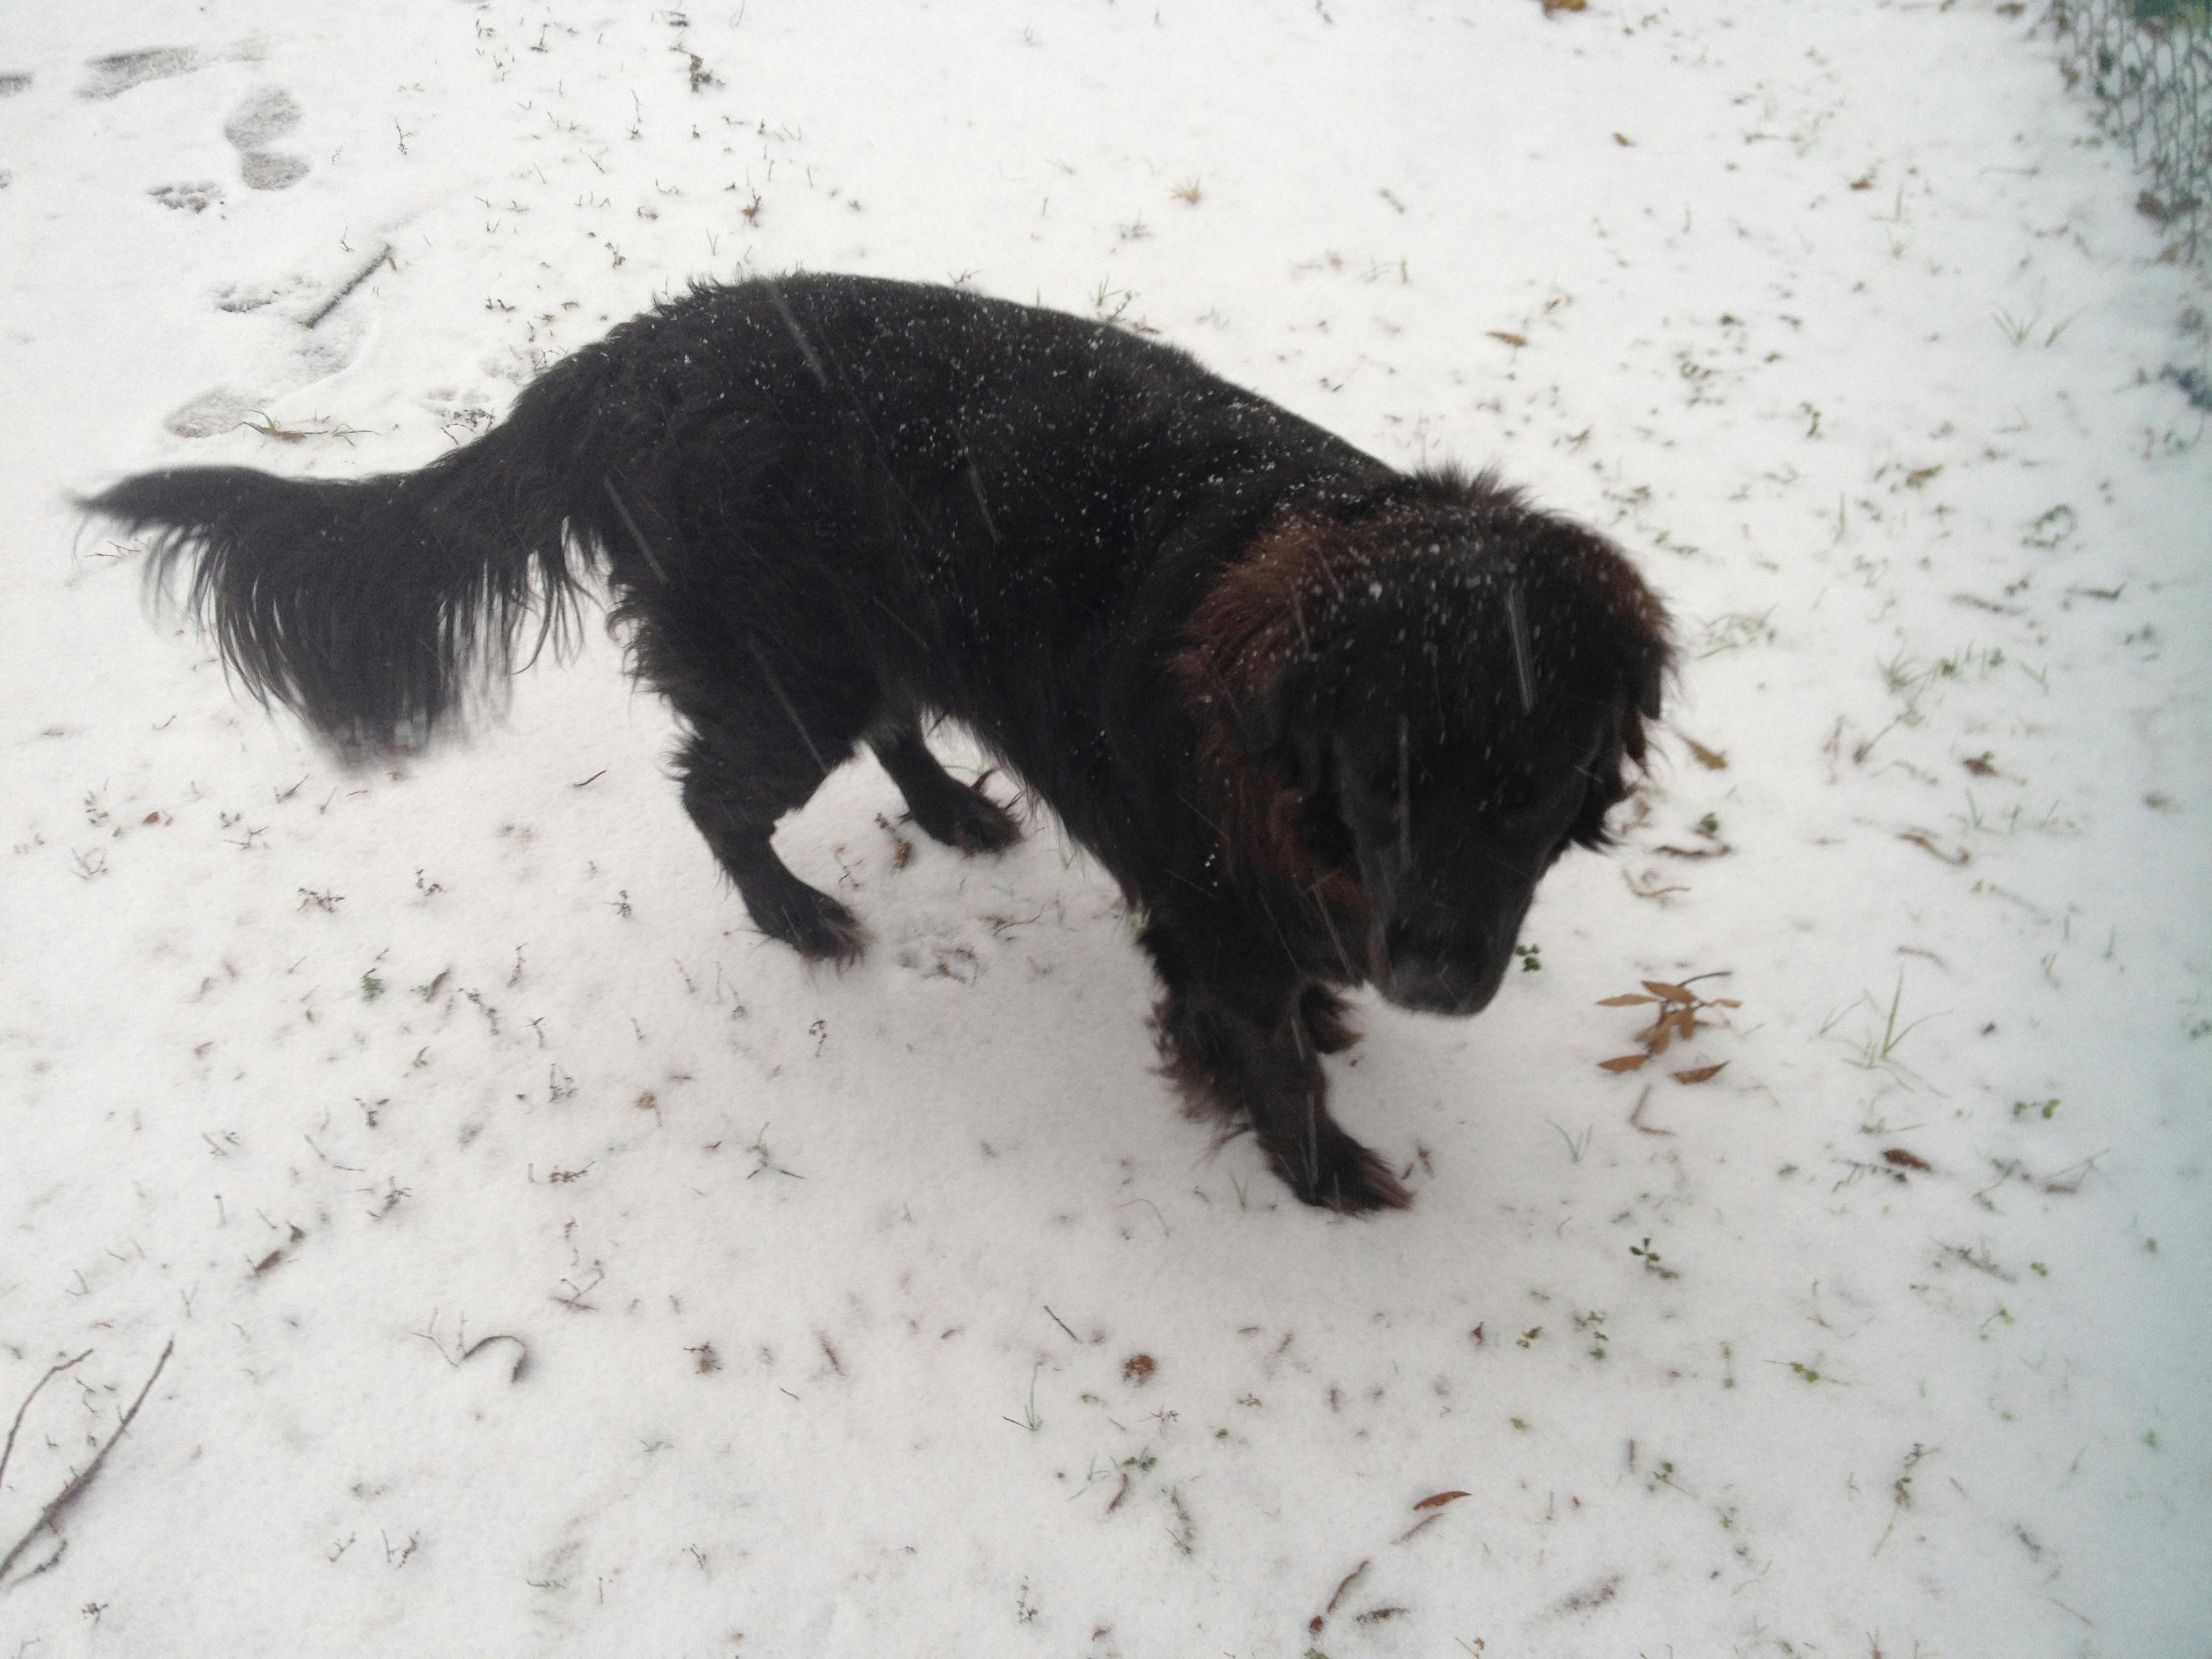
[{"x1": 87, "y1": 273, "x2": 1670, "y2": 1212}]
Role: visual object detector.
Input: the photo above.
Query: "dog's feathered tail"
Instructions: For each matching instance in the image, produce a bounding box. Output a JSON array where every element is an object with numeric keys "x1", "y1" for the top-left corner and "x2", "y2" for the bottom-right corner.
[{"x1": 82, "y1": 346, "x2": 626, "y2": 758}]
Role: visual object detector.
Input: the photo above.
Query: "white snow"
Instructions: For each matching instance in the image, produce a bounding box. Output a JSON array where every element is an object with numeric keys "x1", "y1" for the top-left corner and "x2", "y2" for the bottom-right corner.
[{"x1": 2, "y1": 1, "x2": 2208, "y2": 1655}]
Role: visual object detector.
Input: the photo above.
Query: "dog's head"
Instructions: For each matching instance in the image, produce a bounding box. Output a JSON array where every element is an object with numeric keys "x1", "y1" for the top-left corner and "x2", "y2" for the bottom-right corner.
[{"x1": 1185, "y1": 470, "x2": 1671, "y2": 1015}]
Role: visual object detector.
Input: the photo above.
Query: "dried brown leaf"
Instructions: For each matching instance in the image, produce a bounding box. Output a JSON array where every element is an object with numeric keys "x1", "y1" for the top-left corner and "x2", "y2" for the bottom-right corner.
[
  {"x1": 1599, "y1": 1054, "x2": 1649, "y2": 1073},
  {"x1": 1684, "y1": 737, "x2": 1728, "y2": 769},
  {"x1": 1642, "y1": 980, "x2": 1696, "y2": 1002},
  {"x1": 1597, "y1": 994, "x2": 1658, "y2": 1006},
  {"x1": 1488, "y1": 331, "x2": 1528, "y2": 347},
  {"x1": 1412, "y1": 1490, "x2": 1470, "y2": 1511},
  {"x1": 1672, "y1": 1061, "x2": 1728, "y2": 1084},
  {"x1": 1882, "y1": 1147, "x2": 1931, "y2": 1171}
]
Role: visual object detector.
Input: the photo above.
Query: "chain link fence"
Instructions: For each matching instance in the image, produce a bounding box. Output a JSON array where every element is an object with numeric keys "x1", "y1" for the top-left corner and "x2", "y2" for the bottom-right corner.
[
  {"x1": 2047, "y1": 1, "x2": 2212, "y2": 399},
  {"x1": 2048, "y1": 0, "x2": 2210, "y2": 260}
]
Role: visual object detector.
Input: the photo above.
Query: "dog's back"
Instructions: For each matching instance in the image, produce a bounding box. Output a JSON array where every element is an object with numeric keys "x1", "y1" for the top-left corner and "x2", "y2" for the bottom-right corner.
[{"x1": 601, "y1": 281, "x2": 1382, "y2": 709}]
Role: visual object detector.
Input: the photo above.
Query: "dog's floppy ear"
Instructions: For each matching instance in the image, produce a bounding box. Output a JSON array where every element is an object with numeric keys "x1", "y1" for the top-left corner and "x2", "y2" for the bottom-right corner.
[
  {"x1": 1596, "y1": 544, "x2": 1673, "y2": 768},
  {"x1": 1223, "y1": 653, "x2": 1320, "y2": 785},
  {"x1": 1178, "y1": 516, "x2": 1334, "y2": 785},
  {"x1": 1619, "y1": 617, "x2": 1668, "y2": 766},
  {"x1": 1555, "y1": 526, "x2": 1673, "y2": 850},
  {"x1": 1633, "y1": 633, "x2": 1666, "y2": 721}
]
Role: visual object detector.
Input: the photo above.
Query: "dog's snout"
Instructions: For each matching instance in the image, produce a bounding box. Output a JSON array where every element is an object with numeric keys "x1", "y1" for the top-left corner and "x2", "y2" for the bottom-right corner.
[
  {"x1": 1370, "y1": 874, "x2": 1542, "y2": 1018},
  {"x1": 1383, "y1": 913, "x2": 1449, "y2": 959},
  {"x1": 1381, "y1": 912, "x2": 1492, "y2": 972},
  {"x1": 1384, "y1": 960, "x2": 1498, "y2": 1015},
  {"x1": 1376, "y1": 914, "x2": 1508, "y2": 1016}
]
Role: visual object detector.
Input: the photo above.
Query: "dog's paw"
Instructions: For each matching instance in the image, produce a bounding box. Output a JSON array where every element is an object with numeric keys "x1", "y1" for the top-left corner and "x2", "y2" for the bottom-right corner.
[
  {"x1": 912, "y1": 783, "x2": 1021, "y2": 855},
  {"x1": 1275, "y1": 1128, "x2": 1412, "y2": 1214},
  {"x1": 756, "y1": 886, "x2": 867, "y2": 966}
]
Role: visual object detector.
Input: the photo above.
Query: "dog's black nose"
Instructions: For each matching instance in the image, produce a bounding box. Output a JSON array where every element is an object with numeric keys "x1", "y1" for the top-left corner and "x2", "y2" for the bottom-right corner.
[
  {"x1": 1382, "y1": 962, "x2": 1497, "y2": 1015},
  {"x1": 1374, "y1": 912, "x2": 1515, "y2": 1015},
  {"x1": 1377, "y1": 947, "x2": 1503, "y2": 1019}
]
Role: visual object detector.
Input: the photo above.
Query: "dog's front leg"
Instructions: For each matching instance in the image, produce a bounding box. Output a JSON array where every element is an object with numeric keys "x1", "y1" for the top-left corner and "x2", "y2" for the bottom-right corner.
[{"x1": 1145, "y1": 925, "x2": 1409, "y2": 1213}]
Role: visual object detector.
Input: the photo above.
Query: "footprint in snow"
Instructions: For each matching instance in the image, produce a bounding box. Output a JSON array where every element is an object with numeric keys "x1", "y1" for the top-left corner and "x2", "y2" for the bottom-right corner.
[
  {"x1": 163, "y1": 251, "x2": 386, "y2": 438},
  {"x1": 3, "y1": 68, "x2": 29, "y2": 184},
  {"x1": 224, "y1": 86, "x2": 309, "y2": 191},
  {"x1": 162, "y1": 388, "x2": 263, "y2": 440},
  {"x1": 150, "y1": 180, "x2": 224, "y2": 213},
  {"x1": 0, "y1": 70, "x2": 22, "y2": 188},
  {"x1": 222, "y1": 85, "x2": 300, "y2": 148},
  {"x1": 79, "y1": 47, "x2": 201, "y2": 101}
]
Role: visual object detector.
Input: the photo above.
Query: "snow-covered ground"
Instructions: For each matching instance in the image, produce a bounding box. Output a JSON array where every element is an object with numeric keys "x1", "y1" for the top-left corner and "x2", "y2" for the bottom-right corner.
[{"x1": 3, "y1": 1, "x2": 2207, "y2": 1654}]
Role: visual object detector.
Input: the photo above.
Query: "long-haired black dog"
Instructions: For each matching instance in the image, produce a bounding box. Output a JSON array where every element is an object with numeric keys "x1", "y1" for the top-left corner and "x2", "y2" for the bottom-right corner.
[{"x1": 88, "y1": 273, "x2": 1670, "y2": 1212}]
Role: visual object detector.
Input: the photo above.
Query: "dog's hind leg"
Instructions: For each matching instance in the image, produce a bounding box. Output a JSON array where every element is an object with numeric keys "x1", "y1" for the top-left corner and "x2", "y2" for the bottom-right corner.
[
  {"x1": 869, "y1": 722, "x2": 1022, "y2": 854},
  {"x1": 651, "y1": 625, "x2": 882, "y2": 964},
  {"x1": 676, "y1": 729, "x2": 869, "y2": 964}
]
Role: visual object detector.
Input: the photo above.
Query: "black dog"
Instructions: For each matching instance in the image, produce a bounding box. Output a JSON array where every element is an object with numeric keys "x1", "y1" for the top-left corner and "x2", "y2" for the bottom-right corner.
[{"x1": 88, "y1": 274, "x2": 1670, "y2": 1212}]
